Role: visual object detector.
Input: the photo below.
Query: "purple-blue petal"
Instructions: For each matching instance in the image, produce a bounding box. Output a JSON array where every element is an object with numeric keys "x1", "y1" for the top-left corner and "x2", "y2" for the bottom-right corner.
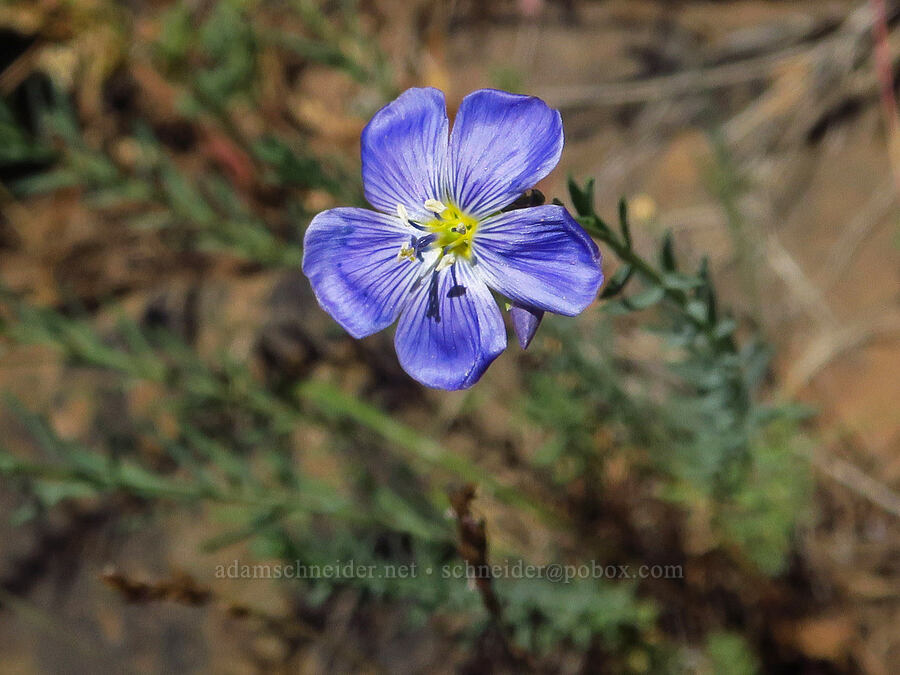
[
  {"x1": 302, "y1": 208, "x2": 419, "y2": 338},
  {"x1": 361, "y1": 87, "x2": 448, "y2": 221},
  {"x1": 473, "y1": 205, "x2": 604, "y2": 316},
  {"x1": 509, "y1": 303, "x2": 544, "y2": 349},
  {"x1": 447, "y1": 89, "x2": 563, "y2": 218},
  {"x1": 394, "y1": 262, "x2": 506, "y2": 390}
]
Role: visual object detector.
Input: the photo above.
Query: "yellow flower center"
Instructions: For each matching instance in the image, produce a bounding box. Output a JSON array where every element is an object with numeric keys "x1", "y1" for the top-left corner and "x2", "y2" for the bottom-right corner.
[{"x1": 426, "y1": 203, "x2": 478, "y2": 259}]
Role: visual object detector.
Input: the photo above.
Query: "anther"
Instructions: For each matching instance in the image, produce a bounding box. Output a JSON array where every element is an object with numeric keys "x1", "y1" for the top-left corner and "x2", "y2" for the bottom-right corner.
[
  {"x1": 436, "y1": 253, "x2": 456, "y2": 271},
  {"x1": 397, "y1": 245, "x2": 416, "y2": 262},
  {"x1": 424, "y1": 199, "x2": 447, "y2": 214}
]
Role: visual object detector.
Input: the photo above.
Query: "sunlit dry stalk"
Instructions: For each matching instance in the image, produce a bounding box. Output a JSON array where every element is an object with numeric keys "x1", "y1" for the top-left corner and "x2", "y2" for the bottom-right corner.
[
  {"x1": 448, "y1": 484, "x2": 533, "y2": 669},
  {"x1": 871, "y1": 0, "x2": 900, "y2": 193}
]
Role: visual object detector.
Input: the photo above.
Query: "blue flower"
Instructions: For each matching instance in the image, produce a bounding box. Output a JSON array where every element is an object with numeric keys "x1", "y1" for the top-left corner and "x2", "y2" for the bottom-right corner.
[{"x1": 302, "y1": 88, "x2": 604, "y2": 390}]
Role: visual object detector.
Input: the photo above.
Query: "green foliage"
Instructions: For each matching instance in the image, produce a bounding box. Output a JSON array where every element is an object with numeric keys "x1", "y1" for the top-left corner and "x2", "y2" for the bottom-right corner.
[
  {"x1": 0, "y1": 101, "x2": 53, "y2": 167},
  {"x1": 500, "y1": 577, "x2": 656, "y2": 655},
  {"x1": 11, "y1": 99, "x2": 305, "y2": 266},
  {"x1": 715, "y1": 423, "x2": 812, "y2": 575},
  {"x1": 0, "y1": 294, "x2": 478, "y2": 533},
  {"x1": 523, "y1": 317, "x2": 662, "y2": 486},
  {"x1": 270, "y1": 0, "x2": 395, "y2": 97},
  {"x1": 536, "y1": 180, "x2": 815, "y2": 574},
  {"x1": 705, "y1": 631, "x2": 760, "y2": 675},
  {"x1": 254, "y1": 135, "x2": 345, "y2": 194},
  {"x1": 8, "y1": 1, "x2": 371, "y2": 267},
  {"x1": 156, "y1": 1, "x2": 258, "y2": 109}
]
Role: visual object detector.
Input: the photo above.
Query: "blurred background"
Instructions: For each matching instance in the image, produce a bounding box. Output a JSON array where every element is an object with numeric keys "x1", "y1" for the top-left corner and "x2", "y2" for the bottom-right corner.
[{"x1": 0, "y1": 0, "x2": 898, "y2": 672}]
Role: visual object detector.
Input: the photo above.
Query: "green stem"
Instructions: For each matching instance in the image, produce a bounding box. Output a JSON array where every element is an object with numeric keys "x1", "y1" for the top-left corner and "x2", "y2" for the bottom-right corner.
[{"x1": 577, "y1": 214, "x2": 733, "y2": 353}]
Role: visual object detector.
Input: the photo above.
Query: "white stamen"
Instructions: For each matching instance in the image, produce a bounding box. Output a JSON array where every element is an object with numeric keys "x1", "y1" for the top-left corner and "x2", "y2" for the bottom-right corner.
[
  {"x1": 435, "y1": 253, "x2": 456, "y2": 271},
  {"x1": 424, "y1": 199, "x2": 447, "y2": 214},
  {"x1": 396, "y1": 203, "x2": 409, "y2": 222}
]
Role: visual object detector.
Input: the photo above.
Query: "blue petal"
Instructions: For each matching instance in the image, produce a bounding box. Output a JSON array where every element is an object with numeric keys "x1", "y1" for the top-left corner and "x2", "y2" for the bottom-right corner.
[
  {"x1": 394, "y1": 262, "x2": 506, "y2": 390},
  {"x1": 509, "y1": 302, "x2": 544, "y2": 349},
  {"x1": 447, "y1": 89, "x2": 563, "y2": 218},
  {"x1": 302, "y1": 208, "x2": 420, "y2": 338},
  {"x1": 361, "y1": 88, "x2": 448, "y2": 221},
  {"x1": 473, "y1": 205, "x2": 604, "y2": 316}
]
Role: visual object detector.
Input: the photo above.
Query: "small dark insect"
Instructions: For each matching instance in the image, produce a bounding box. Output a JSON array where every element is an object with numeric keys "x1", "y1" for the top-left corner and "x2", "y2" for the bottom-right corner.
[{"x1": 502, "y1": 188, "x2": 546, "y2": 212}]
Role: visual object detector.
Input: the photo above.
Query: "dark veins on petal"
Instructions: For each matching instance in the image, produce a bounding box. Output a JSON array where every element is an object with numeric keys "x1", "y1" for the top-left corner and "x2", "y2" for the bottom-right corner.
[
  {"x1": 425, "y1": 271, "x2": 441, "y2": 322},
  {"x1": 424, "y1": 267, "x2": 470, "y2": 322}
]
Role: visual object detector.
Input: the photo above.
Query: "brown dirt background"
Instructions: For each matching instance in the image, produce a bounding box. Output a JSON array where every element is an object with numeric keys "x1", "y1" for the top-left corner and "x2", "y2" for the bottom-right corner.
[{"x1": 0, "y1": 0, "x2": 898, "y2": 673}]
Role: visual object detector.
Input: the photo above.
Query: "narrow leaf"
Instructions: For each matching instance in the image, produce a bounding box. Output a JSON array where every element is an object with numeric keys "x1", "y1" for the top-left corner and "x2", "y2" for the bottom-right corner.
[
  {"x1": 660, "y1": 231, "x2": 677, "y2": 271},
  {"x1": 618, "y1": 198, "x2": 632, "y2": 248},
  {"x1": 568, "y1": 177, "x2": 595, "y2": 217},
  {"x1": 662, "y1": 273, "x2": 703, "y2": 291},
  {"x1": 623, "y1": 285, "x2": 665, "y2": 311},
  {"x1": 600, "y1": 264, "x2": 634, "y2": 298}
]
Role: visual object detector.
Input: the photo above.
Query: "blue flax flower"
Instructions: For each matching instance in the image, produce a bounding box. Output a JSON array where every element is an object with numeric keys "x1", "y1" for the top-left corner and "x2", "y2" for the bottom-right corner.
[{"x1": 302, "y1": 88, "x2": 604, "y2": 390}]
